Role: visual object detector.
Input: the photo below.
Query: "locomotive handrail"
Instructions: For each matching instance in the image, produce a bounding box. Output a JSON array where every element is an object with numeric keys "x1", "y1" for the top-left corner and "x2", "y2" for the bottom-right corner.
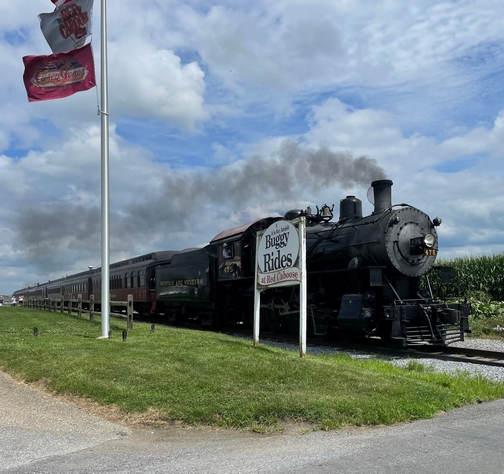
[
  {"x1": 418, "y1": 304, "x2": 437, "y2": 341},
  {"x1": 383, "y1": 274, "x2": 403, "y2": 304},
  {"x1": 349, "y1": 240, "x2": 379, "y2": 246},
  {"x1": 307, "y1": 266, "x2": 387, "y2": 276}
]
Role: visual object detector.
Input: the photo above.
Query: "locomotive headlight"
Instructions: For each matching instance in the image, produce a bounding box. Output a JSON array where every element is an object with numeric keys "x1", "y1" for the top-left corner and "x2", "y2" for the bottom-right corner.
[
  {"x1": 410, "y1": 234, "x2": 436, "y2": 255},
  {"x1": 424, "y1": 233, "x2": 435, "y2": 248}
]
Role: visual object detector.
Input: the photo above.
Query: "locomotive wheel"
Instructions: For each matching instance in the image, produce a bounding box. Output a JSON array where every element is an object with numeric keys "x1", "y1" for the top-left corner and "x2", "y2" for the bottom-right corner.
[
  {"x1": 285, "y1": 313, "x2": 299, "y2": 337},
  {"x1": 285, "y1": 309, "x2": 321, "y2": 337},
  {"x1": 242, "y1": 307, "x2": 254, "y2": 329},
  {"x1": 263, "y1": 297, "x2": 285, "y2": 333},
  {"x1": 165, "y1": 309, "x2": 182, "y2": 326}
]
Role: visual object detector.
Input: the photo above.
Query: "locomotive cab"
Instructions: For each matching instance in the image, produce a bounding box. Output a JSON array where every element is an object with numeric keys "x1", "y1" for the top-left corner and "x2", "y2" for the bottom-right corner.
[
  {"x1": 211, "y1": 217, "x2": 282, "y2": 282},
  {"x1": 210, "y1": 217, "x2": 282, "y2": 327}
]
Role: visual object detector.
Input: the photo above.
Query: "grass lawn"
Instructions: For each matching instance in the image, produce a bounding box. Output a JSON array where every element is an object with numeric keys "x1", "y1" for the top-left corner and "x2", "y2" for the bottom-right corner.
[{"x1": 1, "y1": 306, "x2": 503, "y2": 432}]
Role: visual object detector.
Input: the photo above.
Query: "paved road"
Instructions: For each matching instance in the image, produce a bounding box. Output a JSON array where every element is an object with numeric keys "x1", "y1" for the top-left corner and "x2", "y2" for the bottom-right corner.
[{"x1": 1, "y1": 371, "x2": 503, "y2": 473}]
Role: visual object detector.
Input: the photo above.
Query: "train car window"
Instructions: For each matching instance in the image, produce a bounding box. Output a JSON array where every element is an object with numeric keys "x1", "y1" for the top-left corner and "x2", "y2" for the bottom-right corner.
[
  {"x1": 139, "y1": 271, "x2": 145, "y2": 287},
  {"x1": 125, "y1": 272, "x2": 130, "y2": 288},
  {"x1": 222, "y1": 242, "x2": 234, "y2": 259},
  {"x1": 131, "y1": 271, "x2": 137, "y2": 288}
]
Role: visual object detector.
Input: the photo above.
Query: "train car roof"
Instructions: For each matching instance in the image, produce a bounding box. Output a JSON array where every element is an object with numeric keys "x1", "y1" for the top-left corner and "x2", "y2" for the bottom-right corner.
[
  {"x1": 211, "y1": 217, "x2": 281, "y2": 243},
  {"x1": 15, "y1": 250, "x2": 180, "y2": 292},
  {"x1": 108, "y1": 250, "x2": 179, "y2": 270}
]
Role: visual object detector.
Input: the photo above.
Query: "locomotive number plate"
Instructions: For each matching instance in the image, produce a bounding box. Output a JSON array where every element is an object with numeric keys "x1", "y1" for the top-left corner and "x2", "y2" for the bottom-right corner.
[{"x1": 425, "y1": 249, "x2": 437, "y2": 256}]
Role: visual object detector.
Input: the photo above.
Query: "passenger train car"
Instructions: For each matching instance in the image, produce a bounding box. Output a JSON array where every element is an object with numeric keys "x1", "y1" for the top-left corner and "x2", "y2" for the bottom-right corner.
[{"x1": 15, "y1": 251, "x2": 178, "y2": 315}]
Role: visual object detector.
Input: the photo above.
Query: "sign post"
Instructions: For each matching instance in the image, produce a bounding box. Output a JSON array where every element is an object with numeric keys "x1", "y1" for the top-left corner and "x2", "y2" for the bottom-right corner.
[{"x1": 253, "y1": 217, "x2": 307, "y2": 357}]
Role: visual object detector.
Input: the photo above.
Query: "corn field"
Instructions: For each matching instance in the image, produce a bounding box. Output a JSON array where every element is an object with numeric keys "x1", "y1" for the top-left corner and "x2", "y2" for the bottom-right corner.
[
  {"x1": 427, "y1": 253, "x2": 504, "y2": 321},
  {"x1": 432, "y1": 254, "x2": 504, "y2": 301}
]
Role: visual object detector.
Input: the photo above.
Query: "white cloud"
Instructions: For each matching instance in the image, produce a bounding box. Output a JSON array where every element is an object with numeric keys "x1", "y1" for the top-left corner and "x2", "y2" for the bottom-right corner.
[
  {"x1": 1, "y1": 0, "x2": 504, "y2": 295},
  {"x1": 109, "y1": 39, "x2": 209, "y2": 132}
]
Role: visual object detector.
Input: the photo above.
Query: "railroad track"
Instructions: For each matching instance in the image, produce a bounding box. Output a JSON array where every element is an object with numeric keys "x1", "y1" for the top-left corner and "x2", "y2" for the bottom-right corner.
[
  {"x1": 258, "y1": 333, "x2": 504, "y2": 368},
  {"x1": 411, "y1": 345, "x2": 504, "y2": 368},
  {"x1": 315, "y1": 341, "x2": 504, "y2": 368},
  {"x1": 183, "y1": 324, "x2": 504, "y2": 369}
]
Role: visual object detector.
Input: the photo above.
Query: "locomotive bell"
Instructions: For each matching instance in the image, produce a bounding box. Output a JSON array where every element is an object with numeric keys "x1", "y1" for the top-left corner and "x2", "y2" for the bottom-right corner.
[
  {"x1": 320, "y1": 204, "x2": 334, "y2": 221},
  {"x1": 371, "y1": 179, "x2": 393, "y2": 214}
]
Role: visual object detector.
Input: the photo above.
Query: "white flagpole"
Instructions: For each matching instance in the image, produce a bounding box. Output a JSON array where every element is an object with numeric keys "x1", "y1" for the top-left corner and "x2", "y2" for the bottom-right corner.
[{"x1": 99, "y1": 0, "x2": 110, "y2": 338}]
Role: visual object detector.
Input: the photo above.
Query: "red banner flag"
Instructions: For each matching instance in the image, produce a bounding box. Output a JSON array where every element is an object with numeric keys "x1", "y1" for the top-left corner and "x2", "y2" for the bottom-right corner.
[{"x1": 22, "y1": 43, "x2": 96, "y2": 102}]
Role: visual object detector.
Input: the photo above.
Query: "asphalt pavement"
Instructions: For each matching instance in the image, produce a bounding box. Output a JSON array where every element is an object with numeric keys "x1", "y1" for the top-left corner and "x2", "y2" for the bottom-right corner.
[{"x1": 1, "y1": 370, "x2": 504, "y2": 473}]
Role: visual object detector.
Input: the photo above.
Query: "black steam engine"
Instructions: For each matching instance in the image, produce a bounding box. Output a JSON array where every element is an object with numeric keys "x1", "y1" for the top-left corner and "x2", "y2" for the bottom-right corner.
[
  {"x1": 155, "y1": 179, "x2": 470, "y2": 347},
  {"x1": 296, "y1": 179, "x2": 471, "y2": 346},
  {"x1": 15, "y1": 180, "x2": 471, "y2": 347}
]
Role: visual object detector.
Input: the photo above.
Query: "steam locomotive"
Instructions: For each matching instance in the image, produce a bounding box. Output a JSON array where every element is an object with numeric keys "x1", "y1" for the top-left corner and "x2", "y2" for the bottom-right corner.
[{"x1": 14, "y1": 180, "x2": 471, "y2": 347}]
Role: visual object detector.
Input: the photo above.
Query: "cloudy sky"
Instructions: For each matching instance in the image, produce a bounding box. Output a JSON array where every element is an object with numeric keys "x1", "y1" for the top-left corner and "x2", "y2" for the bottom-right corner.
[{"x1": 1, "y1": 0, "x2": 504, "y2": 295}]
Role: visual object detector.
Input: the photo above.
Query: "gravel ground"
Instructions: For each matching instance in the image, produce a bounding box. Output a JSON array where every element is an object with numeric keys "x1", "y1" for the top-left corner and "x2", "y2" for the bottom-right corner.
[
  {"x1": 248, "y1": 336, "x2": 504, "y2": 382},
  {"x1": 389, "y1": 338, "x2": 504, "y2": 382}
]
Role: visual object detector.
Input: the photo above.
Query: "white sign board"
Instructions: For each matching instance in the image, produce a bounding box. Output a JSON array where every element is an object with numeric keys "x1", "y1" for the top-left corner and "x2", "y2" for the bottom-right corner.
[
  {"x1": 257, "y1": 220, "x2": 301, "y2": 288},
  {"x1": 253, "y1": 218, "x2": 307, "y2": 357}
]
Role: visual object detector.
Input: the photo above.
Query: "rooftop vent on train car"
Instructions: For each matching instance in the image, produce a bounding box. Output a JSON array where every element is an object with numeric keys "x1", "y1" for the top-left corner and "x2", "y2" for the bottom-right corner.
[
  {"x1": 339, "y1": 196, "x2": 362, "y2": 221},
  {"x1": 371, "y1": 179, "x2": 393, "y2": 214}
]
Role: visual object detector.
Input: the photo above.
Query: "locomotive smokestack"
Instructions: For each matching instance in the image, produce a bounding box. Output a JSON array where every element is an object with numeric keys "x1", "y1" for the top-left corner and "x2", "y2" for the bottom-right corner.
[{"x1": 371, "y1": 180, "x2": 393, "y2": 214}]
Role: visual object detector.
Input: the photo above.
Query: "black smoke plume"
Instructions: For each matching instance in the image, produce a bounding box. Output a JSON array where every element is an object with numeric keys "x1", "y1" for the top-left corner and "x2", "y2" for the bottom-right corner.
[{"x1": 15, "y1": 140, "x2": 386, "y2": 272}]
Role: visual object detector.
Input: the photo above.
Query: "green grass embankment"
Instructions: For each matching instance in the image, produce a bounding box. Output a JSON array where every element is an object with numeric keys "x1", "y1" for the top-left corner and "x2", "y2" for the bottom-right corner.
[{"x1": 1, "y1": 306, "x2": 503, "y2": 432}]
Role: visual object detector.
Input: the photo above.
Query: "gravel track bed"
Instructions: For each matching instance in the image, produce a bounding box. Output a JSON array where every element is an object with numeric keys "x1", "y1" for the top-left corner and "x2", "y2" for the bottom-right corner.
[
  {"x1": 247, "y1": 336, "x2": 504, "y2": 382},
  {"x1": 390, "y1": 338, "x2": 504, "y2": 382}
]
